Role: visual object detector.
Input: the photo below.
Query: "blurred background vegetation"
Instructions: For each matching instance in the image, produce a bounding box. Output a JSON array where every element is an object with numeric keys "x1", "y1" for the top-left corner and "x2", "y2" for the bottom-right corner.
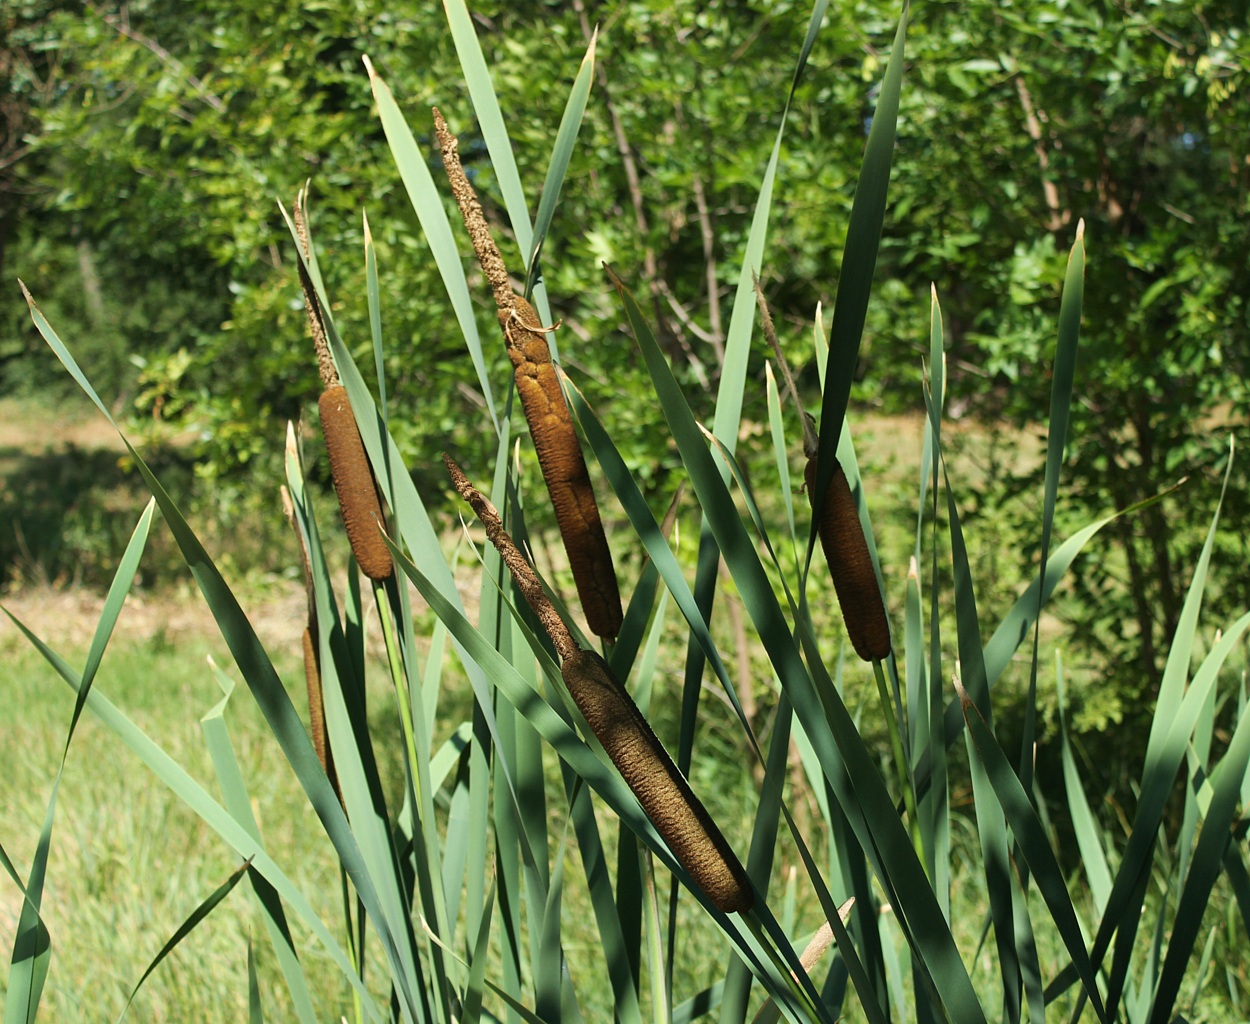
[{"x1": 2, "y1": 0, "x2": 1248, "y2": 787}]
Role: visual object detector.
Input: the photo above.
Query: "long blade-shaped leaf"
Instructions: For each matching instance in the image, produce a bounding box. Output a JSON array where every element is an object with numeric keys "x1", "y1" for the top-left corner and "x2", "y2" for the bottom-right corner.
[
  {"x1": 958, "y1": 686, "x2": 1108, "y2": 1022},
  {"x1": 363, "y1": 58, "x2": 499, "y2": 429},
  {"x1": 809, "y1": 1, "x2": 909, "y2": 565},
  {"x1": 115, "y1": 859, "x2": 253, "y2": 1024},
  {"x1": 524, "y1": 32, "x2": 597, "y2": 301},
  {"x1": 3, "y1": 498, "x2": 154, "y2": 1024}
]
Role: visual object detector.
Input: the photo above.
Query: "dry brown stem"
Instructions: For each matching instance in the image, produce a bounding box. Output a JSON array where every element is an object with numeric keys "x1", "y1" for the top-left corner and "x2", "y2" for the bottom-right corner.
[{"x1": 443, "y1": 454, "x2": 579, "y2": 662}]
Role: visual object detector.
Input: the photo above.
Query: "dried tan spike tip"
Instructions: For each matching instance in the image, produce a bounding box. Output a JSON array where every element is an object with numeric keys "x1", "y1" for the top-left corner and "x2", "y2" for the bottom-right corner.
[
  {"x1": 320, "y1": 385, "x2": 392, "y2": 581},
  {"x1": 561, "y1": 648, "x2": 754, "y2": 914},
  {"x1": 443, "y1": 453, "x2": 579, "y2": 663},
  {"x1": 806, "y1": 458, "x2": 890, "y2": 661}
]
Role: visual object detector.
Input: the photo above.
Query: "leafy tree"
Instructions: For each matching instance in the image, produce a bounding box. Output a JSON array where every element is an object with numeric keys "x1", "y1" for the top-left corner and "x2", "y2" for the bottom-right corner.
[
  {"x1": 8, "y1": 0, "x2": 1250, "y2": 768},
  {"x1": 863, "y1": 0, "x2": 1250, "y2": 754}
]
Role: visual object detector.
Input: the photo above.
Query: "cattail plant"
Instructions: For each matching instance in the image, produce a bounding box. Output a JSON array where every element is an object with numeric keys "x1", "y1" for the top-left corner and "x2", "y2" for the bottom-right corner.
[
  {"x1": 444, "y1": 454, "x2": 752, "y2": 913},
  {"x1": 754, "y1": 278, "x2": 890, "y2": 662},
  {"x1": 295, "y1": 194, "x2": 392, "y2": 583},
  {"x1": 434, "y1": 108, "x2": 622, "y2": 641}
]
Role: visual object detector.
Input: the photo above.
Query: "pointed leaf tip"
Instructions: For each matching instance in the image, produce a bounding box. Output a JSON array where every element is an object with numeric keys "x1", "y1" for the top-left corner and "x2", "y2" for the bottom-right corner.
[{"x1": 953, "y1": 677, "x2": 975, "y2": 715}]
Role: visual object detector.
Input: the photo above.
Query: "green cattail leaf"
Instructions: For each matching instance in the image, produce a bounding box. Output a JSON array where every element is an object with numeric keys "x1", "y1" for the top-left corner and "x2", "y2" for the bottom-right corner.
[
  {"x1": 764, "y1": 362, "x2": 800, "y2": 565},
  {"x1": 1094, "y1": 442, "x2": 1235, "y2": 1016},
  {"x1": 536, "y1": 819, "x2": 580, "y2": 1024},
  {"x1": 916, "y1": 290, "x2": 950, "y2": 913},
  {"x1": 673, "y1": 985, "x2": 724, "y2": 1024},
  {"x1": 363, "y1": 212, "x2": 388, "y2": 421},
  {"x1": 524, "y1": 31, "x2": 597, "y2": 302},
  {"x1": 567, "y1": 777, "x2": 646, "y2": 1024},
  {"x1": 115, "y1": 858, "x2": 253, "y2": 1024},
  {"x1": 1055, "y1": 653, "x2": 1112, "y2": 914},
  {"x1": 461, "y1": 883, "x2": 496, "y2": 1024},
  {"x1": 704, "y1": 428, "x2": 799, "y2": 618},
  {"x1": 1221, "y1": 843, "x2": 1250, "y2": 964},
  {"x1": 682, "y1": 0, "x2": 830, "y2": 862},
  {"x1": 361, "y1": 58, "x2": 499, "y2": 429},
  {"x1": 1040, "y1": 224, "x2": 1086, "y2": 564},
  {"x1": 1011, "y1": 876, "x2": 1046, "y2": 1024},
  {"x1": 915, "y1": 287, "x2": 944, "y2": 563},
  {"x1": 30, "y1": 301, "x2": 405, "y2": 1022},
  {"x1": 1020, "y1": 224, "x2": 1086, "y2": 787},
  {"x1": 958, "y1": 687, "x2": 1108, "y2": 1020},
  {"x1": 809, "y1": 1, "x2": 909, "y2": 567},
  {"x1": 714, "y1": 0, "x2": 828, "y2": 456},
  {"x1": 247, "y1": 937, "x2": 263, "y2": 1024},
  {"x1": 718, "y1": 690, "x2": 796, "y2": 1024},
  {"x1": 441, "y1": 0, "x2": 532, "y2": 262},
  {"x1": 942, "y1": 463, "x2": 1021, "y2": 1016},
  {"x1": 913, "y1": 485, "x2": 1176, "y2": 804},
  {"x1": 0, "y1": 848, "x2": 50, "y2": 1024},
  {"x1": 2, "y1": 490, "x2": 154, "y2": 1023},
  {"x1": 200, "y1": 665, "x2": 319, "y2": 1024},
  {"x1": 429, "y1": 722, "x2": 473, "y2": 793},
  {"x1": 903, "y1": 568, "x2": 926, "y2": 779}
]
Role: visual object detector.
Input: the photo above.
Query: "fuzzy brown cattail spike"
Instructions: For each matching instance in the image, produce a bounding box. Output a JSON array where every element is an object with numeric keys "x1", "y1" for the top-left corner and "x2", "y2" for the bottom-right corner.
[
  {"x1": 501, "y1": 296, "x2": 622, "y2": 639},
  {"x1": 806, "y1": 458, "x2": 891, "y2": 661},
  {"x1": 434, "y1": 108, "x2": 622, "y2": 640},
  {"x1": 319, "y1": 384, "x2": 392, "y2": 581},
  {"x1": 444, "y1": 455, "x2": 751, "y2": 913},
  {"x1": 562, "y1": 649, "x2": 753, "y2": 914}
]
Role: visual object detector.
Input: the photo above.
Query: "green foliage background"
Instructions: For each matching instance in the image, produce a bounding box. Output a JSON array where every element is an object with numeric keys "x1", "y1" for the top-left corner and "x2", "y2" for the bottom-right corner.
[{"x1": 4, "y1": 0, "x2": 1249, "y2": 771}]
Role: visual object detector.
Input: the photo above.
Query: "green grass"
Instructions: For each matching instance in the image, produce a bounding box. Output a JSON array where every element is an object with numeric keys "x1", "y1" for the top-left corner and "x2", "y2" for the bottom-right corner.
[{"x1": 0, "y1": 617, "x2": 402, "y2": 1015}]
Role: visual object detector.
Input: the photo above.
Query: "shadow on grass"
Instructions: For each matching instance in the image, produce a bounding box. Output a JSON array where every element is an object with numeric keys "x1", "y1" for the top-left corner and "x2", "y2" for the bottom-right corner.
[{"x1": 0, "y1": 442, "x2": 193, "y2": 589}]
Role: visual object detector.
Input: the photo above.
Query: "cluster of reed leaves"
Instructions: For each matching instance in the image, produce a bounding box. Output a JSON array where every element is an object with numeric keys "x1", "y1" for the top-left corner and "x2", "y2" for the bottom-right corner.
[{"x1": 6, "y1": 0, "x2": 1250, "y2": 1021}]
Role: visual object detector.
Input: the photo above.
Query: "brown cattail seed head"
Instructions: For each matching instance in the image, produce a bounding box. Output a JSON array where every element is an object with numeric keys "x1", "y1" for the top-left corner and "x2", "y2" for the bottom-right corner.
[
  {"x1": 561, "y1": 648, "x2": 753, "y2": 913},
  {"x1": 319, "y1": 384, "x2": 392, "y2": 581},
  {"x1": 502, "y1": 297, "x2": 622, "y2": 639},
  {"x1": 302, "y1": 629, "x2": 330, "y2": 774},
  {"x1": 807, "y1": 458, "x2": 891, "y2": 661},
  {"x1": 302, "y1": 626, "x2": 342, "y2": 806}
]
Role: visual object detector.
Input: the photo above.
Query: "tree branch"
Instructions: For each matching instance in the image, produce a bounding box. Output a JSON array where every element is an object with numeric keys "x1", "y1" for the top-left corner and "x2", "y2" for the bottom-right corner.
[{"x1": 1014, "y1": 74, "x2": 1065, "y2": 232}]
